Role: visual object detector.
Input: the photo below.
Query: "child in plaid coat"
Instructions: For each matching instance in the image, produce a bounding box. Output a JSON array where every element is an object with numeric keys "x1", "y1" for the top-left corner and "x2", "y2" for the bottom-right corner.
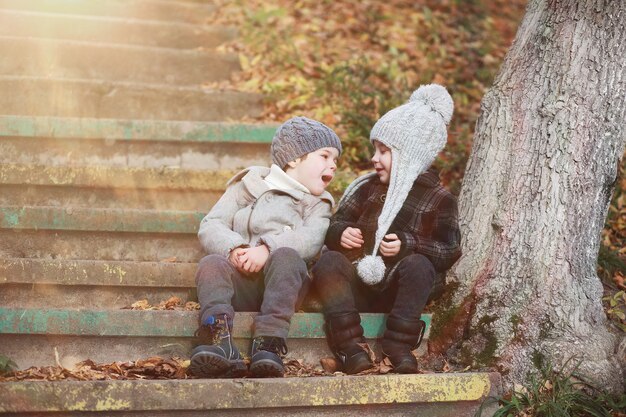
[{"x1": 312, "y1": 84, "x2": 461, "y2": 374}]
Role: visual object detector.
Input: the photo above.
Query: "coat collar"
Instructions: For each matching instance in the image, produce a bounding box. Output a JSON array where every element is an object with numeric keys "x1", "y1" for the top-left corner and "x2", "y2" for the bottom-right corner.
[{"x1": 227, "y1": 166, "x2": 335, "y2": 207}]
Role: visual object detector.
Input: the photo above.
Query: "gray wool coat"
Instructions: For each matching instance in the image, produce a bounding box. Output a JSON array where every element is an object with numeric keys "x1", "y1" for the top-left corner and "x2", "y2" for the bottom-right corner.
[{"x1": 198, "y1": 166, "x2": 335, "y2": 263}]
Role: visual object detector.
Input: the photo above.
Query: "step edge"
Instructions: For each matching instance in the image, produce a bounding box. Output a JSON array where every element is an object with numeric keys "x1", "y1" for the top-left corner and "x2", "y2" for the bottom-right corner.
[
  {"x1": 0, "y1": 115, "x2": 276, "y2": 143},
  {"x1": 0, "y1": 163, "x2": 235, "y2": 191},
  {"x1": 0, "y1": 8, "x2": 235, "y2": 31},
  {"x1": 0, "y1": 373, "x2": 500, "y2": 412},
  {"x1": 0, "y1": 205, "x2": 204, "y2": 234},
  {"x1": 0, "y1": 34, "x2": 240, "y2": 57},
  {"x1": 0, "y1": 307, "x2": 432, "y2": 339}
]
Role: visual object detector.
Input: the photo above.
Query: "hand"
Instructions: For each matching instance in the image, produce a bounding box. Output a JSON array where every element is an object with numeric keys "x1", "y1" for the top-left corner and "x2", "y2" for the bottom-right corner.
[
  {"x1": 340, "y1": 227, "x2": 364, "y2": 249},
  {"x1": 379, "y1": 233, "x2": 401, "y2": 258},
  {"x1": 228, "y1": 247, "x2": 247, "y2": 270},
  {"x1": 238, "y1": 245, "x2": 270, "y2": 274}
]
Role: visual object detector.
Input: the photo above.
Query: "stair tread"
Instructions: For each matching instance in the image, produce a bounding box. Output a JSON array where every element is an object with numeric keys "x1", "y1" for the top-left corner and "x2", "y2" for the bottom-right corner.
[
  {"x1": 0, "y1": 164, "x2": 234, "y2": 191},
  {"x1": 0, "y1": 0, "x2": 217, "y2": 23},
  {"x1": 0, "y1": 115, "x2": 276, "y2": 143},
  {"x1": 0, "y1": 205, "x2": 204, "y2": 233},
  {"x1": 0, "y1": 76, "x2": 263, "y2": 121},
  {"x1": 0, "y1": 8, "x2": 236, "y2": 49},
  {"x1": 1, "y1": 257, "x2": 197, "y2": 286},
  {"x1": 0, "y1": 307, "x2": 432, "y2": 339},
  {"x1": 0, "y1": 8, "x2": 226, "y2": 30},
  {"x1": 0, "y1": 373, "x2": 501, "y2": 413}
]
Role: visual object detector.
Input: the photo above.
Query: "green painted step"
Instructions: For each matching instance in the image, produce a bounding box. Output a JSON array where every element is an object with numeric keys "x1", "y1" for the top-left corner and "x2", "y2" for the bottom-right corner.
[
  {"x1": 0, "y1": 206, "x2": 203, "y2": 233},
  {"x1": 0, "y1": 115, "x2": 276, "y2": 143},
  {"x1": 0, "y1": 76, "x2": 264, "y2": 121},
  {"x1": 0, "y1": 374, "x2": 502, "y2": 416},
  {"x1": 0, "y1": 116, "x2": 275, "y2": 171},
  {"x1": 0, "y1": 9, "x2": 236, "y2": 49},
  {"x1": 0, "y1": 36, "x2": 241, "y2": 85},
  {"x1": 0, "y1": 308, "x2": 432, "y2": 369},
  {"x1": 0, "y1": 0, "x2": 217, "y2": 23},
  {"x1": 0, "y1": 308, "x2": 431, "y2": 339}
]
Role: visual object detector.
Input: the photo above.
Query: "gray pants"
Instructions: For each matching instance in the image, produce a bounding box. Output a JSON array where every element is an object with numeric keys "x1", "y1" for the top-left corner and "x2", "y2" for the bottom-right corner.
[{"x1": 195, "y1": 247, "x2": 310, "y2": 339}]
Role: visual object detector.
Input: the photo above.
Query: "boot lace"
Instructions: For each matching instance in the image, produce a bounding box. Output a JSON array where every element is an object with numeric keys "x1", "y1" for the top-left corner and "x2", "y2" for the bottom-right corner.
[
  {"x1": 194, "y1": 315, "x2": 228, "y2": 344},
  {"x1": 255, "y1": 337, "x2": 288, "y2": 355}
]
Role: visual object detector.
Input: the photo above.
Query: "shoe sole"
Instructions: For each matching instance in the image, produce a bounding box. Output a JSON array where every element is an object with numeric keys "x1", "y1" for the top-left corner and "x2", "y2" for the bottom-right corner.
[
  {"x1": 392, "y1": 360, "x2": 418, "y2": 374},
  {"x1": 249, "y1": 359, "x2": 284, "y2": 378},
  {"x1": 346, "y1": 359, "x2": 374, "y2": 375},
  {"x1": 190, "y1": 351, "x2": 245, "y2": 378}
]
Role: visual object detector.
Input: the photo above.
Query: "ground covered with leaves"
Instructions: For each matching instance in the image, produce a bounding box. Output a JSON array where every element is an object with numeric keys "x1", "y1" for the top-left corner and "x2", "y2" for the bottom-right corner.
[{"x1": 0, "y1": 351, "x2": 457, "y2": 381}]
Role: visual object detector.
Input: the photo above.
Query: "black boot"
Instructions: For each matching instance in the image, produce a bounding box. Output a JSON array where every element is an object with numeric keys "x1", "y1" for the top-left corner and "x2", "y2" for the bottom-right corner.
[
  {"x1": 381, "y1": 316, "x2": 426, "y2": 374},
  {"x1": 189, "y1": 314, "x2": 246, "y2": 377},
  {"x1": 249, "y1": 336, "x2": 287, "y2": 378},
  {"x1": 326, "y1": 312, "x2": 374, "y2": 375}
]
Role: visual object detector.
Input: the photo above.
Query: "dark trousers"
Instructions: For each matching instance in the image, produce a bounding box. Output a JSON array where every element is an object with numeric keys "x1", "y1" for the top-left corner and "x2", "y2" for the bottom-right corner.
[
  {"x1": 312, "y1": 251, "x2": 436, "y2": 321},
  {"x1": 195, "y1": 247, "x2": 310, "y2": 339}
]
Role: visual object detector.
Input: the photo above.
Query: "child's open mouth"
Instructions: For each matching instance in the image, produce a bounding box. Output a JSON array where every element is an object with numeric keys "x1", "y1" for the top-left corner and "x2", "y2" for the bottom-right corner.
[{"x1": 321, "y1": 174, "x2": 333, "y2": 185}]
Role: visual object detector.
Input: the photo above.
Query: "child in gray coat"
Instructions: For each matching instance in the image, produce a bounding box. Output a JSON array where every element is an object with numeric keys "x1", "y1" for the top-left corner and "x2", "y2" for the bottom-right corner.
[{"x1": 190, "y1": 116, "x2": 342, "y2": 378}]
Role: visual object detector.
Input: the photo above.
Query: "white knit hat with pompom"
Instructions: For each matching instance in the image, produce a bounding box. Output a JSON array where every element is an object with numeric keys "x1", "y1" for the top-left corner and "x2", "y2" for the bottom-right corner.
[{"x1": 355, "y1": 84, "x2": 453, "y2": 285}]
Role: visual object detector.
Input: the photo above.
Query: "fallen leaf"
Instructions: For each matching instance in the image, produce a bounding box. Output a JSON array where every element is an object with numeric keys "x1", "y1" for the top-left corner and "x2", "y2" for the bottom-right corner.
[{"x1": 320, "y1": 357, "x2": 340, "y2": 373}]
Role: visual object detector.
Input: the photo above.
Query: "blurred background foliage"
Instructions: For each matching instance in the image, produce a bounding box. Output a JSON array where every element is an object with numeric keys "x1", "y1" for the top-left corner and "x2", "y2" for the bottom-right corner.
[{"x1": 208, "y1": 0, "x2": 625, "y2": 326}]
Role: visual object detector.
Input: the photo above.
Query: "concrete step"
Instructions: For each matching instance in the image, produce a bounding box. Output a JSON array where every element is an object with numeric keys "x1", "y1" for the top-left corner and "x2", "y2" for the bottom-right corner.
[
  {"x1": 0, "y1": 308, "x2": 431, "y2": 369},
  {"x1": 0, "y1": 0, "x2": 217, "y2": 23},
  {"x1": 1, "y1": 258, "x2": 198, "y2": 308},
  {"x1": 0, "y1": 116, "x2": 273, "y2": 170},
  {"x1": 0, "y1": 115, "x2": 277, "y2": 143},
  {"x1": 0, "y1": 9, "x2": 235, "y2": 49},
  {"x1": 0, "y1": 135, "x2": 269, "y2": 170},
  {"x1": 0, "y1": 184, "x2": 222, "y2": 211},
  {"x1": 0, "y1": 206, "x2": 201, "y2": 261},
  {"x1": 0, "y1": 163, "x2": 240, "y2": 210},
  {"x1": 0, "y1": 76, "x2": 263, "y2": 121},
  {"x1": 0, "y1": 163, "x2": 232, "y2": 191},
  {"x1": 0, "y1": 374, "x2": 501, "y2": 416},
  {"x1": 0, "y1": 206, "x2": 203, "y2": 234},
  {"x1": 0, "y1": 36, "x2": 240, "y2": 85},
  {"x1": 0, "y1": 229, "x2": 203, "y2": 262}
]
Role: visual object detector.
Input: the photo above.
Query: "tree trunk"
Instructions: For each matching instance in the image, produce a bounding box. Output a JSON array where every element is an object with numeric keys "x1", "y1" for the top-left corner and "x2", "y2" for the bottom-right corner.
[{"x1": 429, "y1": 0, "x2": 626, "y2": 392}]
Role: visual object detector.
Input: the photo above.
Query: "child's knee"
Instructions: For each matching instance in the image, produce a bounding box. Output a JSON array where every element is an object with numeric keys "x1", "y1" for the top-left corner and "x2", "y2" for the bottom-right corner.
[
  {"x1": 196, "y1": 254, "x2": 230, "y2": 284},
  {"x1": 400, "y1": 254, "x2": 436, "y2": 284},
  {"x1": 266, "y1": 247, "x2": 307, "y2": 275},
  {"x1": 313, "y1": 251, "x2": 351, "y2": 276},
  {"x1": 198, "y1": 254, "x2": 229, "y2": 270}
]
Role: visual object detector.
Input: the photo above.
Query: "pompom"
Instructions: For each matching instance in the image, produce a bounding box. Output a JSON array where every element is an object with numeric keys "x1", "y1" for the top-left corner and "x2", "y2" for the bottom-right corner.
[
  {"x1": 409, "y1": 84, "x2": 454, "y2": 125},
  {"x1": 356, "y1": 255, "x2": 386, "y2": 285}
]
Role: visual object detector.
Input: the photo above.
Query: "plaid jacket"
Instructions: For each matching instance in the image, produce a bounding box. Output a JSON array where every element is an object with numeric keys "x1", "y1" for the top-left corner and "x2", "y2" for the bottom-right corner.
[{"x1": 325, "y1": 168, "x2": 461, "y2": 273}]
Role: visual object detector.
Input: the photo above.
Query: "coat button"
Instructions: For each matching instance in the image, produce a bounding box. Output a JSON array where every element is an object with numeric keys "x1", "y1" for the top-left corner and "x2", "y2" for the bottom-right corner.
[{"x1": 253, "y1": 226, "x2": 260, "y2": 233}]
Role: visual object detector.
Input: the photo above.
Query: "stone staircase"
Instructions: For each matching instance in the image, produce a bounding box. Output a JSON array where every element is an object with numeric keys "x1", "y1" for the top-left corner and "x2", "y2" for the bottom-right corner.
[{"x1": 0, "y1": 1, "x2": 500, "y2": 415}]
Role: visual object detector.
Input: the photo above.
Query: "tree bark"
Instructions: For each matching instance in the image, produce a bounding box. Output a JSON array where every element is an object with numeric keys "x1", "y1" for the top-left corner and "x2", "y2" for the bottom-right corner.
[{"x1": 429, "y1": 0, "x2": 626, "y2": 392}]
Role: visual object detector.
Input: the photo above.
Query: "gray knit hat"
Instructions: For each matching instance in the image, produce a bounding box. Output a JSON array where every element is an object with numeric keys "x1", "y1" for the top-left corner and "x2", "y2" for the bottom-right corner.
[
  {"x1": 271, "y1": 116, "x2": 342, "y2": 168},
  {"x1": 341, "y1": 84, "x2": 453, "y2": 286}
]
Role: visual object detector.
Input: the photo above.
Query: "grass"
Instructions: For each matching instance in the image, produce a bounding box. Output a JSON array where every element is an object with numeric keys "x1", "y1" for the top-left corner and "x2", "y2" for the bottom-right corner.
[
  {"x1": 477, "y1": 362, "x2": 626, "y2": 417},
  {"x1": 0, "y1": 354, "x2": 17, "y2": 375}
]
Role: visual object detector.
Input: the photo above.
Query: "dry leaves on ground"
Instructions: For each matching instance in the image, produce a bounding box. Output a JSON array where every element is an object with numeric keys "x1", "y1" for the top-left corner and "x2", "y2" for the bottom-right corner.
[
  {"x1": 0, "y1": 357, "x2": 190, "y2": 382},
  {"x1": 124, "y1": 297, "x2": 200, "y2": 311}
]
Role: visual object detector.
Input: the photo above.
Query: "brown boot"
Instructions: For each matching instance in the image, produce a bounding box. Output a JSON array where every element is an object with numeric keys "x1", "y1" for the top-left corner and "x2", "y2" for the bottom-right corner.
[
  {"x1": 381, "y1": 316, "x2": 426, "y2": 374},
  {"x1": 326, "y1": 312, "x2": 374, "y2": 374}
]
